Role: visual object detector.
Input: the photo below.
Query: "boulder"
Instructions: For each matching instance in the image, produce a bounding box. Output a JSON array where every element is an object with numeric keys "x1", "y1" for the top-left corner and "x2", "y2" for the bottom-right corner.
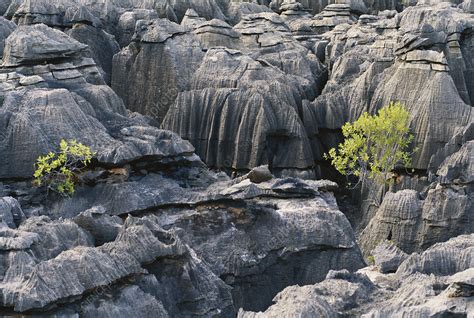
[
  {"x1": 371, "y1": 240, "x2": 408, "y2": 273},
  {"x1": 0, "y1": 197, "x2": 25, "y2": 228},
  {"x1": 73, "y1": 206, "x2": 123, "y2": 245},
  {"x1": 2, "y1": 23, "x2": 87, "y2": 67}
]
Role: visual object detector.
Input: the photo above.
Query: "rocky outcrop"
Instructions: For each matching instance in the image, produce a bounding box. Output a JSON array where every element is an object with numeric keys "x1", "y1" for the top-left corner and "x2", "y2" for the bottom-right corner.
[
  {"x1": 116, "y1": 9, "x2": 159, "y2": 47},
  {"x1": 360, "y1": 184, "x2": 473, "y2": 255},
  {"x1": 360, "y1": 123, "x2": 473, "y2": 255},
  {"x1": 0, "y1": 1, "x2": 473, "y2": 317},
  {"x1": 111, "y1": 18, "x2": 205, "y2": 124},
  {"x1": 0, "y1": 171, "x2": 364, "y2": 315},
  {"x1": 162, "y1": 48, "x2": 317, "y2": 176},
  {"x1": 371, "y1": 240, "x2": 408, "y2": 273},
  {"x1": 0, "y1": 23, "x2": 199, "y2": 179},
  {"x1": 0, "y1": 197, "x2": 25, "y2": 228},
  {"x1": 66, "y1": 21, "x2": 120, "y2": 83},
  {"x1": 0, "y1": 17, "x2": 16, "y2": 59},
  {"x1": 396, "y1": 234, "x2": 474, "y2": 278},
  {"x1": 2, "y1": 23, "x2": 88, "y2": 66},
  {"x1": 240, "y1": 234, "x2": 474, "y2": 317}
]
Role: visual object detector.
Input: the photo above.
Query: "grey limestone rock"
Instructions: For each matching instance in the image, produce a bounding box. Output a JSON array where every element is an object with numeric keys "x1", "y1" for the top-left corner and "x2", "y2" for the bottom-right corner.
[
  {"x1": 0, "y1": 17, "x2": 16, "y2": 59},
  {"x1": 396, "y1": 233, "x2": 474, "y2": 278},
  {"x1": 111, "y1": 18, "x2": 205, "y2": 124},
  {"x1": 0, "y1": 23, "x2": 201, "y2": 180},
  {"x1": 0, "y1": 197, "x2": 25, "y2": 228},
  {"x1": 2, "y1": 23, "x2": 88, "y2": 67},
  {"x1": 242, "y1": 234, "x2": 474, "y2": 317},
  {"x1": 360, "y1": 184, "x2": 473, "y2": 255},
  {"x1": 67, "y1": 23, "x2": 120, "y2": 84},
  {"x1": 73, "y1": 206, "x2": 123, "y2": 246},
  {"x1": 162, "y1": 48, "x2": 318, "y2": 176},
  {"x1": 80, "y1": 283, "x2": 170, "y2": 318},
  {"x1": 19, "y1": 216, "x2": 94, "y2": 261},
  {"x1": 372, "y1": 240, "x2": 409, "y2": 273}
]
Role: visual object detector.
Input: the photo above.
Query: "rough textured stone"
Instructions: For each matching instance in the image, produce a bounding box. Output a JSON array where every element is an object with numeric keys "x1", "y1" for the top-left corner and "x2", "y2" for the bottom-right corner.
[
  {"x1": 67, "y1": 23, "x2": 120, "y2": 83},
  {"x1": 396, "y1": 234, "x2": 474, "y2": 278},
  {"x1": 0, "y1": 197, "x2": 25, "y2": 228},
  {"x1": 0, "y1": 1, "x2": 473, "y2": 317},
  {"x1": 111, "y1": 18, "x2": 204, "y2": 124},
  {"x1": 0, "y1": 17, "x2": 16, "y2": 59},
  {"x1": 162, "y1": 48, "x2": 318, "y2": 177},
  {"x1": 0, "y1": 24, "x2": 200, "y2": 180},
  {"x1": 73, "y1": 206, "x2": 123, "y2": 245},
  {"x1": 2, "y1": 23, "x2": 88, "y2": 67},
  {"x1": 372, "y1": 240, "x2": 409, "y2": 273},
  {"x1": 242, "y1": 235, "x2": 474, "y2": 317}
]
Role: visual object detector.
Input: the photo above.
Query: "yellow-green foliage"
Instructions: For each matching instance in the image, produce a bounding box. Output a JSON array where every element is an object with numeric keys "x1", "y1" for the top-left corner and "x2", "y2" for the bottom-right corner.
[
  {"x1": 325, "y1": 102, "x2": 415, "y2": 191},
  {"x1": 34, "y1": 140, "x2": 94, "y2": 196}
]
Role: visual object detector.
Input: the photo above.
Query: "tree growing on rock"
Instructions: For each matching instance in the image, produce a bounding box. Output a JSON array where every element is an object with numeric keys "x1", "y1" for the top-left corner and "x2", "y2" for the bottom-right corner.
[
  {"x1": 34, "y1": 139, "x2": 95, "y2": 197},
  {"x1": 325, "y1": 102, "x2": 416, "y2": 204}
]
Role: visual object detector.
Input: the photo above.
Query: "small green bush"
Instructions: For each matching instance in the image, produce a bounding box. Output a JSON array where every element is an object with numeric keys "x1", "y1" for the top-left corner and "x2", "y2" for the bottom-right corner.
[
  {"x1": 367, "y1": 255, "x2": 375, "y2": 265},
  {"x1": 34, "y1": 139, "x2": 95, "y2": 196},
  {"x1": 325, "y1": 102, "x2": 416, "y2": 203}
]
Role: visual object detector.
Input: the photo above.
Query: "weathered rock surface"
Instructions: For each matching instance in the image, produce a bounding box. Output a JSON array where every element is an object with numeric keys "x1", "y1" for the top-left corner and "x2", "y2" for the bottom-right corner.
[
  {"x1": 240, "y1": 234, "x2": 474, "y2": 317},
  {"x1": 2, "y1": 23, "x2": 88, "y2": 67},
  {"x1": 360, "y1": 183, "x2": 473, "y2": 255},
  {"x1": 0, "y1": 1, "x2": 473, "y2": 317},
  {"x1": 112, "y1": 18, "x2": 204, "y2": 124},
  {"x1": 73, "y1": 206, "x2": 123, "y2": 245},
  {"x1": 0, "y1": 17, "x2": 16, "y2": 59},
  {"x1": 0, "y1": 172, "x2": 364, "y2": 316},
  {"x1": 0, "y1": 23, "x2": 200, "y2": 180},
  {"x1": 0, "y1": 197, "x2": 25, "y2": 228},
  {"x1": 162, "y1": 47, "x2": 318, "y2": 176},
  {"x1": 67, "y1": 22, "x2": 120, "y2": 83},
  {"x1": 371, "y1": 240, "x2": 408, "y2": 273}
]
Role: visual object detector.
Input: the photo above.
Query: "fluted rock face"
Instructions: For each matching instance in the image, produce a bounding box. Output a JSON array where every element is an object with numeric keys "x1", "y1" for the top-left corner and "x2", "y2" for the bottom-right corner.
[
  {"x1": 0, "y1": 197, "x2": 25, "y2": 228},
  {"x1": 242, "y1": 235, "x2": 474, "y2": 317},
  {"x1": 360, "y1": 173, "x2": 473, "y2": 255},
  {"x1": 112, "y1": 18, "x2": 204, "y2": 124},
  {"x1": 80, "y1": 283, "x2": 170, "y2": 318},
  {"x1": 73, "y1": 206, "x2": 123, "y2": 245},
  {"x1": 191, "y1": 18, "x2": 242, "y2": 50},
  {"x1": 397, "y1": 234, "x2": 474, "y2": 278},
  {"x1": 271, "y1": 0, "x2": 401, "y2": 15},
  {"x1": 372, "y1": 240, "x2": 408, "y2": 273},
  {"x1": 304, "y1": 3, "x2": 474, "y2": 173},
  {"x1": 0, "y1": 1, "x2": 473, "y2": 317},
  {"x1": 370, "y1": 60, "x2": 472, "y2": 169},
  {"x1": 2, "y1": 23, "x2": 87, "y2": 66},
  {"x1": 437, "y1": 140, "x2": 474, "y2": 184},
  {"x1": 116, "y1": 9, "x2": 159, "y2": 47},
  {"x1": 359, "y1": 190, "x2": 423, "y2": 254},
  {"x1": 0, "y1": 172, "x2": 364, "y2": 315},
  {"x1": 162, "y1": 48, "x2": 317, "y2": 175},
  {"x1": 0, "y1": 23, "x2": 199, "y2": 179},
  {"x1": 234, "y1": 12, "x2": 327, "y2": 98},
  {"x1": 67, "y1": 23, "x2": 120, "y2": 84},
  {"x1": 239, "y1": 270, "x2": 374, "y2": 317},
  {"x1": 161, "y1": 11, "x2": 328, "y2": 175},
  {"x1": 228, "y1": 2, "x2": 272, "y2": 25},
  {"x1": 0, "y1": 17, "x2": 16, "y2": 59}
]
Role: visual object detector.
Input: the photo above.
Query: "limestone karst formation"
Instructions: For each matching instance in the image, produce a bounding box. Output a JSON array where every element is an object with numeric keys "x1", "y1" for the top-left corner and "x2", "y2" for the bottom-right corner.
[{"x1": 0, "y1": 0, "x2": 472, "y2": 317}]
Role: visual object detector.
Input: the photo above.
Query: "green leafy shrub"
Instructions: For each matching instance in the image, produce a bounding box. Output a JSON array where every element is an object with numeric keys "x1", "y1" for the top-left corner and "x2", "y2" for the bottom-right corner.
[
  {"x1": 325, "y1": 102, "x2": 416, "y2": 202},
  {"x1": 34, "y1": 139, "x2": 95, "y2": 196}
]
